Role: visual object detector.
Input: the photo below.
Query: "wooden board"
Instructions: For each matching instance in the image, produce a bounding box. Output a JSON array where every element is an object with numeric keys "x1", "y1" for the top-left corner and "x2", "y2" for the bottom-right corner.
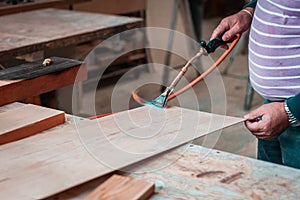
[
  {"x1": 0, "y1": 106, "x2": 243, "y2": 199},
  {"x1": 0, "y1": 104, "x2": 65, "y2": 145},
  {"x1": 84, "y1": 174, "x2": 154, "y2": 200},
  {"x1": 0, "y1": 8, "x2": 143, "y2": 58},
  {"x1": 0, "y1": 57, "x2": 86, "y2": 106}
]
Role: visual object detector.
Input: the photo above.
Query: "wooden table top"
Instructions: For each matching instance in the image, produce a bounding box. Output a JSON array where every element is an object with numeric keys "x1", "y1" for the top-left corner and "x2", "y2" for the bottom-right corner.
[
  {"x1": 0, "y1": 0, "x2": 91, "y2": 16},
  {"x1": 0, "y1": 8, "x2": 142, "y2": 58},
  {"x1": 1, "y1": 103, "x2": 300, "y2": 199},
  {"x1": 50, "y1": 145, "x2": 300, "y2": 200}
]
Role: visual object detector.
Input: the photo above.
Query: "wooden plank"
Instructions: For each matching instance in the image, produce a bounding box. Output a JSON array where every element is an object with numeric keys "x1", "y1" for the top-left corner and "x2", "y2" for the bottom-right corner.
[
  {"x1": 0, "y1": 104, "x2": 65, "y2": 145},
  {"x1": 84, "y1": 174, "x2": 154, "y2": 200},
  {"x1": 0, "y1": 8, "x2": 143, "y2": 58},
  {"x1": 0, "y1": 106, "x2": 243, "y2": 199},
  {"x1": 0, "y1": 57, "x2": 87, "y2": 106}
]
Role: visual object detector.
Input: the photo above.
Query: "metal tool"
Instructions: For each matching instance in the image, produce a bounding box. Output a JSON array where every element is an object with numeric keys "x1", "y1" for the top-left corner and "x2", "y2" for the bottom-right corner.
[
  {"x1": 151, "y1": 36, "x2": 226, "y2": 108},
  {"x1": 42, "y1": 58, "x2": 52, "y2": 67}
]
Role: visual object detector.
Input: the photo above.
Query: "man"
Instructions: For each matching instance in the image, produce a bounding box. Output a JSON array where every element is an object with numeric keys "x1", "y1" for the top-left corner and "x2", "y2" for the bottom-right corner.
[{"x1": 211, "y1": 0, "x2": 300, "y2": 168}]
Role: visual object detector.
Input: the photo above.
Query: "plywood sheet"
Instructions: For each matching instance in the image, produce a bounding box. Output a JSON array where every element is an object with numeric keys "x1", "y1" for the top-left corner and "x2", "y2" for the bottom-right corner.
[
  {"x1": 0, "y1": 106, "x2": 243, "y2": 199},
  {"x1": 84, "y1": 174, "x2": 154, "y2": 200},
  {"x1": 0, "y1": 104, "x2": 65, "y2": 145}
]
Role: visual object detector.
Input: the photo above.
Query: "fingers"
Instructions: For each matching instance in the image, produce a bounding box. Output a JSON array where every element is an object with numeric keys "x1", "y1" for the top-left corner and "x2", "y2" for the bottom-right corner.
[
  {"x1": 245, "y1": 120, "x2": 264, "y2": 133},
  {"x1": 219, "y1": 44, "x2": 229, "y2": 50},
  {"x1": 222, "y1": 25, "x2": 241, "y2": 41},
  {"x1": 244, "y1": 120, "x2": 273, "y2": 140},
  {"x1": 211, "y1": 23, "x2": 227, "y2": 40},
  {"x1": 244, "y1": 108, "x2": 264, "y2": 121},
  {"x1": 244, "y1": 103, "x2": 288, "y2": 140},
  {"x1": 210, "y1": 11, "x2": 252, "y2": 43}
]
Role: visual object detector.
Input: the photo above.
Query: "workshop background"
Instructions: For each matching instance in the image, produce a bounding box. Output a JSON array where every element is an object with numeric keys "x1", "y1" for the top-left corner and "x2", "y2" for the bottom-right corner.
[
  {"x1": 5, "y1": 1, "x2": 300, "y2": 199},
  {"x1": 72, "y1": 0, "x2": 263, "y2": 159},
  {"x1": 1, "y1": 0, "x2": 263, "y2": 158},
  {"x1": 0, "y1": 0, "x2": 263, "y2": 157}
]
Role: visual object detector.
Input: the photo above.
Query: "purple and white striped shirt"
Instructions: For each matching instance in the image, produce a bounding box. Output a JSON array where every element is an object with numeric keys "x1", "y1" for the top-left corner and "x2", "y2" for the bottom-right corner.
[{"x1": 249, "y1": 0, "x2": 300, "y2": 101}]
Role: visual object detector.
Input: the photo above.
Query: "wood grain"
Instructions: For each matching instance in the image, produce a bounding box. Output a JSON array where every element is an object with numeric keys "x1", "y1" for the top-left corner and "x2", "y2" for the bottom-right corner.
[
  {"x1": 84, "y1": 174, "x2": 154, "y2": 200},
  {"x1": 0, "y1": 8, "x2": 142, "y2": 58},
  {"x1": 0, "y1": 104, "x2": 65, "y2": 145},
  {"x1": 0, "y1": 106, "x2": 243, "y2": 199},
  {"x1": 0, "y1": 58, "x2": 86, "y2": 106}
]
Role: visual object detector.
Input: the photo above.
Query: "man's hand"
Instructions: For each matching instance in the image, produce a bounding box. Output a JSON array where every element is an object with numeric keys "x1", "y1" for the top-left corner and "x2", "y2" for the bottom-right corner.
[
  {"x1": 210, "y1": 8, "x2": 254, "y2": 47},
  {"x1": 244, "y1": 102, "x2": 289, "y2": 140}
]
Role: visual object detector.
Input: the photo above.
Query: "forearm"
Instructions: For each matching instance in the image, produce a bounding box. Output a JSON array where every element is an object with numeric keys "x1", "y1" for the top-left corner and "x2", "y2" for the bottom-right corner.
[{"x1": 286, "y1": 93, "x2": 300, "y2": 121}]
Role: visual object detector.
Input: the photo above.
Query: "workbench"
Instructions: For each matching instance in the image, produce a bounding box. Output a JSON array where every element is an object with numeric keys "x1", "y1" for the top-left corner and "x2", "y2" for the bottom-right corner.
[
  {"x1": 0, "y1": 0, "x2": 90, "y2": 16},
  {"x1": 1, "y1": 103, "x2": 299, "y2": 199},
  {"x1": 0, "y1": 8, "x2": 143, "y2": 64},
  {"x1": 0, "y1": 8, "x2": 143, "y2": 108},
  {"x1": 50, "y1": 146, "x2": 300, "y2": 199}
]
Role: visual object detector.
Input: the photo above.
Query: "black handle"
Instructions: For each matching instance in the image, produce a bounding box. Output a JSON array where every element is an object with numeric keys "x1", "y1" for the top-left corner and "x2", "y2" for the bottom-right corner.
[{"x1": 200, "y1": 34, "x2": 226, "y2": 54}]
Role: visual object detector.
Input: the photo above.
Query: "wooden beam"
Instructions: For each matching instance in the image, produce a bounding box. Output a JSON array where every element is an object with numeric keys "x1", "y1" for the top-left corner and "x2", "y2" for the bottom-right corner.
[
  {"x1": 84, "y1": 174, "x2": 154, "y2": 200},
  {"x1": 0, "y1": 106, "x2": 243, "y2": 199},
  {"x1": 0, "y1": 104, "x2": 65, "y2": 145},
  {"x1": 0, "y1": 57, "x2": 86, "y2": 106}
]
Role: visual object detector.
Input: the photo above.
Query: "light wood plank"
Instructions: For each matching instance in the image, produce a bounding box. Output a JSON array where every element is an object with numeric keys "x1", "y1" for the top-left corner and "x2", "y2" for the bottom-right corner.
[
  {"x1": 84, "y1": 174, "x2": 154, "y2": 200},
  {"x1": 0, "y1": 106, "x2": 243, "y2": 199},
  {"x1": 0, "y1": 104, "x2": 65, "y2": 145}
]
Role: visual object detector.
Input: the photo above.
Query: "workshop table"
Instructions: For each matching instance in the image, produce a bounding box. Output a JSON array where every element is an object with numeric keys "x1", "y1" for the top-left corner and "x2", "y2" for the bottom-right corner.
[
  {"x1": 0, "y1": 0, "x2": 90, "y2": 16},
  {"x1": 42, "y1": 112, "x2": 298, "y2": 199},
  {"x1": 49, "y1": 145, "x2": 300, "y2": 199},
  {"x1": 1, "y1": 103, "x2": 300, "y2": 199},
  {"x1": 0, "y1": 8, "x2": 142, "y2": 62}
]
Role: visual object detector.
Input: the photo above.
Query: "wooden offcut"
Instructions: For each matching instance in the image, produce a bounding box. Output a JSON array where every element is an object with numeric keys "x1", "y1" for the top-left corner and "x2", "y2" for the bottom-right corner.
[
  {"x1": 0, "y1": 106, "x2": 243, "y2": 199},
  {"x1": 0, "y1": 57, "x2": 86, "y2": 106},
  {"x1": 84, "y1": 174, "x2": 154, "y2": 200},
  {"x1": 0, "y1": 104, "x2": 65, "y2": 145}
]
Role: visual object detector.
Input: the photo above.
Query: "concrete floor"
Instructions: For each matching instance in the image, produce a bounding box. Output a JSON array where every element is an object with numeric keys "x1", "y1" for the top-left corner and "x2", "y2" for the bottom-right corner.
[{"x1": 56, "y1": 17, "x2": 264, "y2": 159}]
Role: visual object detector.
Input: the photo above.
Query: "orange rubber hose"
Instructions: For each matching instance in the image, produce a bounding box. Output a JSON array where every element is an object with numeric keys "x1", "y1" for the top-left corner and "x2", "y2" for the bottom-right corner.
[
  {"x1": 168, "y1": 34, "x2": 241, "y2": 100},
  {"x1": 90, "y1": 34, "x2": 241, "y2": 119}
]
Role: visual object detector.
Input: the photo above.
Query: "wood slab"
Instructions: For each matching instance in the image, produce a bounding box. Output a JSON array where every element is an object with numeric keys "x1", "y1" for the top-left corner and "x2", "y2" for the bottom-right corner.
[
  {"x1": 0, "y1": 106, "x2": 243, "y2": 199},
  {"x1": 84, "y1": 174, "x2": 154, "y2": 200},
  {"x1": 0, "y1": 57, "x2": 86, "y2": 106},
  {"x1": 0, "y1": 104, "x2": 65, "y2": 145}
]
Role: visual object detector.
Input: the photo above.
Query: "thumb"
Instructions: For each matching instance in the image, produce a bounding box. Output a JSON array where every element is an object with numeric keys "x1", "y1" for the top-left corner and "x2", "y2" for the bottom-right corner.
[{"x1": 244, "y1": 108, "x2": 264, "y2": 121}]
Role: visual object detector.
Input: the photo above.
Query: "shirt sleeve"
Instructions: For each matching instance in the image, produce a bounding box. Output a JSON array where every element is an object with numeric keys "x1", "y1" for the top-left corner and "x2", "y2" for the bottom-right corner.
[
  {"x1": 243, "y1": 0, "x2": 257, "y2": 9},
  {"x1": 286, "y1": 93, "x2": 300, "y2": 121}
]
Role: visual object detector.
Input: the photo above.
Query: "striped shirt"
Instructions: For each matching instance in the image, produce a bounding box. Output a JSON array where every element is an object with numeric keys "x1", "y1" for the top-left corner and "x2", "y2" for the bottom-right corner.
[{"x1": 249, "y1": 0, "x2": 300, "y2": 101}]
